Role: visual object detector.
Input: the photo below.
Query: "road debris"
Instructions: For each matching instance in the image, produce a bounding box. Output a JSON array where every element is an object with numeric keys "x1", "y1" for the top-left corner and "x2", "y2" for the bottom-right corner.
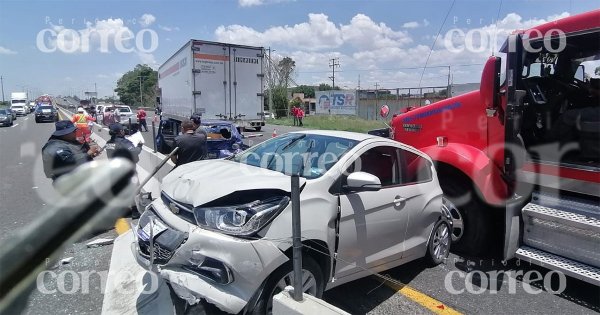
[{"x1": 86, "y1": 238, "x2": 114, "y2": 248}]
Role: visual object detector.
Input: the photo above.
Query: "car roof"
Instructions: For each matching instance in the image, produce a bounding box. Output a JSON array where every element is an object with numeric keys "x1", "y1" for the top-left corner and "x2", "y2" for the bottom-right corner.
[{"x1": 288, "y1": 129, "x2": 380, "y2": 141}]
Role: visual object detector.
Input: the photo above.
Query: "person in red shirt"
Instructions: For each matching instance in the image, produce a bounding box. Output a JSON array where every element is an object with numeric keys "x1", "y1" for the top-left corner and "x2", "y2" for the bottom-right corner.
[
  {"x1": 291, "y1": 106, "x2": 298, "y2": 126},
  {"x1": 137, "y1": 108, "x2": 148, "y2": 132},
  {"x1": 298, "y1": 107, "x2": 304, "y2": 126}
]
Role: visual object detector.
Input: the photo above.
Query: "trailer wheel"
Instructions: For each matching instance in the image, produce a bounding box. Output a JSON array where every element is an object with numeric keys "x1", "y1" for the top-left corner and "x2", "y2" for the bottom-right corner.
[
  {"x1": 254, "y1": 127, "x2": 262, "y2": 132},
  {"x1": 439, "y1": 170, "x2": 499, "y2": 257}
]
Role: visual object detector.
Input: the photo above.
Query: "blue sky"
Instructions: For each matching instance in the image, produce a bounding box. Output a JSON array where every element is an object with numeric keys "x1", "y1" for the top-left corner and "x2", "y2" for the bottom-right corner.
[{"x1": 0, "y1": 0, "x2": 597, "y2": 99}]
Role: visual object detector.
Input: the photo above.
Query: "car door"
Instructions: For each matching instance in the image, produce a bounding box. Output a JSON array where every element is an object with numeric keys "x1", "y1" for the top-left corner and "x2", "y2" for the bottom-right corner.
[{"x1": 334, "y1": 143, "x2": 426, "y2": 279}]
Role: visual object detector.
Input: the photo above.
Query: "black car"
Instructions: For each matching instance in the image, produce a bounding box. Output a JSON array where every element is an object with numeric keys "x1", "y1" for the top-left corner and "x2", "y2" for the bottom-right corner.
[
  {"x1": 0, "y1": 109, "x2": 14, "y2": 126},
  {"x1": 35, "y1": 105, "x2": 59, "y2": 123}
]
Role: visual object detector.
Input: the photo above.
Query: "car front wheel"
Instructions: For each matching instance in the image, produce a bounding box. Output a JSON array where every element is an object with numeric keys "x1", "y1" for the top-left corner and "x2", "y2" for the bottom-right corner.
[
  {"x1": 425, "y1": 220, "x2": 451, "y2": 266},
  {"x1": 249, "y1": 255, "x2": 324, "y2": 315}
]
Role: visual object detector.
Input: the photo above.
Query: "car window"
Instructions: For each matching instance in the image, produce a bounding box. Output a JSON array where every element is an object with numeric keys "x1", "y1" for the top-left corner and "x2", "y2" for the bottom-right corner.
[
  {"x1": 233, "y1": 134, "x2": 358, "y2": 179},
  {"x1": 346, "y1": 146, "x2": 399, "y2": 187},
  {"x1": 0, "y1": 110, "x2": 7, "y2": 114},
  {"x1": 398, "y1": 149, "x2": 433, "y2": 185}
]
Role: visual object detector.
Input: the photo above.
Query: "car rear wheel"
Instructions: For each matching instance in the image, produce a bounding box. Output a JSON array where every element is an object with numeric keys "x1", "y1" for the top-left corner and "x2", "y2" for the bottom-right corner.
[{"x1": 249, "y1": 255, "x2": 324, "y2": 315}]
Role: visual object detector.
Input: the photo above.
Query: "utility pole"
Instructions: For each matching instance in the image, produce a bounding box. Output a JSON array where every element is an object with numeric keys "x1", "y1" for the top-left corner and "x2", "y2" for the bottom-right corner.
[
  {"x1": 138, "y1": 76, "x2": 146, "y2": 106},
  {"x1": 447, "y1": 66, "x2": 451, "y2": 98},
  {"x1": 0, "y1": 75, "x2": 5, "y2": 103},
  {"x1": 94, "y1": 82, "x2": 97, "y2": 103},
  {"x1": 329, "y1": 58, "x2": 340, "y2": 90},
  {"x1": 374, "y1": 82, "x2": 379, "y2": 120}
]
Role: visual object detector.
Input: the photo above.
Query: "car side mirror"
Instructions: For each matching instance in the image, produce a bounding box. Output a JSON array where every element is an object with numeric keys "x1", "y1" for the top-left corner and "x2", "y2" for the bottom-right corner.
[{"x1": 344, "y1": 172, "x2": 382, "y2": 192}]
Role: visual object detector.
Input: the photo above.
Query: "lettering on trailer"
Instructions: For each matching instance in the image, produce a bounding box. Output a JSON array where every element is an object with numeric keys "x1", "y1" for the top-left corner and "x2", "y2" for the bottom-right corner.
[
  {"x1": 401, "y1": 102, "x2": 461, "y2": 123},
  {"x1": 235, "y1": 56, "x2": 259, "y2": 64},
  {"x1": 160, "y1": 57, "x2": 187, "y2": 79},
  {"x1": 403, "y1": 124, "x2": 423, "y2": 132}
]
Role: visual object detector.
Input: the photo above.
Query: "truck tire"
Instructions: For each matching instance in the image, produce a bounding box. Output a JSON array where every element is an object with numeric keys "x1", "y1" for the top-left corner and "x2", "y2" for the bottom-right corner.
[
  {"x1": 254, "y1": 127, "x2": 262, "y2": 132},
  {"x1": 439, "y1": 173, "x2": 498, "y2": 257}
]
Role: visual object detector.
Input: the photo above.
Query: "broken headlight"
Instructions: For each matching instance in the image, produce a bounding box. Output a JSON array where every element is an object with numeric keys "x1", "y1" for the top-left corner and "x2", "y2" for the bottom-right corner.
[{"x1": 192, "y1": 196, "x2": 290, "y2": 236}]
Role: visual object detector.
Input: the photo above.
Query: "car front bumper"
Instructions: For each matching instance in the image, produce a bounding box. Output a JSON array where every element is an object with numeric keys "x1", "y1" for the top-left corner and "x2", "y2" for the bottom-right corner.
[{"x1": 132, "y1": 200, "x2": 288, "y2": 314}]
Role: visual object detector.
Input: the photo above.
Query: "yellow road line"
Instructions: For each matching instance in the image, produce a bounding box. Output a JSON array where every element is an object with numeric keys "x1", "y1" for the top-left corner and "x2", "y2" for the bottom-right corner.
[
  {"x1": 381, "y1": 279, "x2": 462, "y2": 315},
  {"x1": 114, "y1": 218, "x2": 131, "y2": 235}
]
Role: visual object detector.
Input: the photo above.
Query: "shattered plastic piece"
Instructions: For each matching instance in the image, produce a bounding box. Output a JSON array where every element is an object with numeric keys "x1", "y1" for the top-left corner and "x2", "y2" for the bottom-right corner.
[
  {"x1": 86, "y1": 238, "x2": 114, "y2": 248},
  {"x1": 60, "y1": 257, "x2": 74, "y2": 265}
]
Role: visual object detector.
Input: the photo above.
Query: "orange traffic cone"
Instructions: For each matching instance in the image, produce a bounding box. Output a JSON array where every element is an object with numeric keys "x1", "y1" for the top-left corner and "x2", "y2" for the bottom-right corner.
[{"x1": 272, "y1": 129, "x2": 277, "y2": 138}]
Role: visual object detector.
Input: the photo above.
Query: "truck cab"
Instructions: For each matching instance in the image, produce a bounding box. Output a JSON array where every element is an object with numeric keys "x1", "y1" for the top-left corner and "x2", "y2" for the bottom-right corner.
[{"x1": 388, "y1": 10, "x2": 600, "y2": 285}]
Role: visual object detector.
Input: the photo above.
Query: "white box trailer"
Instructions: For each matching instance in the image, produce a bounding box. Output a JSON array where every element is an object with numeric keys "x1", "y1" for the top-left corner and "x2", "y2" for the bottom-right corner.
[{"x1": 158, "y1": 39, "x2": 265, "y2": 130}]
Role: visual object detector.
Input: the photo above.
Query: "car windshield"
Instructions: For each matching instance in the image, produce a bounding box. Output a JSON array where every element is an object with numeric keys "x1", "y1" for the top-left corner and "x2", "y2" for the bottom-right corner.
[
  {"x1": 12, "y1": 105, "x2": 23, "y2": 108},
  {"x1": 39, "y1": 106, "x2": 53, "y2": 110},
  {"x1": 116, "y1": 107, "x2": 131, "y2": 113},
  {"x1": 232, "y1": 133, "x2": 359, "y2": 179},
  {"x1": 0, "y1": 109, "x2": 7, "y2": 115}
]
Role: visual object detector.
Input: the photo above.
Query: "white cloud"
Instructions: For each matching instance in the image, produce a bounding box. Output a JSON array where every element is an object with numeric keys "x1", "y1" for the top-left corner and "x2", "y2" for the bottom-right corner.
[
  {"x1": 239, "y1": 0, "x2": 263, "y2": 6},
  {"x1": 139, "y1": 14, "x2": 156, "y2": 27},
  {"x1": 48, "y1": 19, "x2": 135, "y2": 54},
  {"x1": 0, "y1": 46, "x2": 17, "y2": 55},
  {"x1": 64, "y1": 77, "x2": 73, "y2": 81},
  {"x1": 238, "y1": 0, "x2": 293, "y2": 7},
  {"x1": 137, "y1": 52, "x2": 158, "y2": 69},
  {"x1": 402, "y1": 21, "x2": 420, "y2": 29},
  {"x1": 96, "y1": 74, "x2": 109, "y2": 79},
  {"x1": 216, "y1": 13, "x2": 410, "y2": 51},
  {"x1": 159, "y1": 25, "x2": 180, "y2": 32}
]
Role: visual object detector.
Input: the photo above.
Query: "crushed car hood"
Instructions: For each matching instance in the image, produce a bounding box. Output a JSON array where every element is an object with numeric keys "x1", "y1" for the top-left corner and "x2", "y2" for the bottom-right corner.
[{"x1": 161, "y1": 159, "x2": 305, "y2": 206}]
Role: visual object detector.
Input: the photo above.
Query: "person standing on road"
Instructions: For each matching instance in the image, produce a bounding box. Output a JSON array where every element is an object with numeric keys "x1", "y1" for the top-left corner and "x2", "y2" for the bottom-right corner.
[
  {"x1": 71, "y1": 107, "x2": 95, "y2": 143},
  {"x1": 291, "y1": 106, "x2": 298, "y2": 126},
  {"x1": 137, "y1": 108, "x2": 148, "y2": 132},
  {"x1": 298, "y1": 107, "x2": 305, "y2": 126},
  {"x1": 171, "y1": 120, "x2": 207, "y2": 168},
  {"x1": 103, "y1": 107, "x2": 116, "y2": 126},
  {"x1": 106, "y1": 123, "x2": 142, "y2": 163},
  {"x1": 42, "y1": 120, "x2": 101, "y2": 182}
]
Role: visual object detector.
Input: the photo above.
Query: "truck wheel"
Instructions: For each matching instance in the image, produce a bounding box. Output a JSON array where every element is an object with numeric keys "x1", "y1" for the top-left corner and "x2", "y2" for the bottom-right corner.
[
  {"x1": 254, "y1": 127, "x2": 262, "y2": 132},
  {"x1": 440, "y1": 176, "x2": 497, "y2": 257},
  {"x1": 249, "y1": 256, "x2": 324, "y2": 315}
]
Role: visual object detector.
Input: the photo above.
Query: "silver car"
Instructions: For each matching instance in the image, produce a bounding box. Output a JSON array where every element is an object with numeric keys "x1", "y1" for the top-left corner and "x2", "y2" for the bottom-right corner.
[{"x1": 134, "y1": 130, "x2": 451, "y2": 314}]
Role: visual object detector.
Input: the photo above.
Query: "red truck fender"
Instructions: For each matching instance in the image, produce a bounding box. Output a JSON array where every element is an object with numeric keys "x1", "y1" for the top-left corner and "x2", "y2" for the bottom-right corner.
[{"x1": 419, "y1": 143, "x2": 508, "y2": 206}]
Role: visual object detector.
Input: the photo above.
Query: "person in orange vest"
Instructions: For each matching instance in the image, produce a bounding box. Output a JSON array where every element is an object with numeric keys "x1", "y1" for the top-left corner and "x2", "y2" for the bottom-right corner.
[{"x1": 71, "y1": 107, "x2": 96, "y2": 143}]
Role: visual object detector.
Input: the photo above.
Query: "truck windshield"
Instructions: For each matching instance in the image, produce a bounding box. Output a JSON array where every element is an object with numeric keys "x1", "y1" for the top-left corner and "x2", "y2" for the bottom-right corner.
[{"x1": 232, "y1": 133, "x2": 358, "y2": 179}]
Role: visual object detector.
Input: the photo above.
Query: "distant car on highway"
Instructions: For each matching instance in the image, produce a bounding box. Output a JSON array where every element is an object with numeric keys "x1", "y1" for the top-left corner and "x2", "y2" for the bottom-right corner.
[
  {"x1": 35, "y1": 105, "x2": 59, "y2": 123},
  {"x1": 28, "y1": 101, "x2": 36, "y2": 113},
  {"x1": 135, "y1": 130, "x2": 451, "y2": 314},
  {"x1": 5, "y1": 108, "x2": 16, "y2": 120},
  {"x1": 10, "y1": 105, "x2": 27, "y2": 116},
  {"x1": 0, "y1": 109, "x2": 14, "y2": 126}
]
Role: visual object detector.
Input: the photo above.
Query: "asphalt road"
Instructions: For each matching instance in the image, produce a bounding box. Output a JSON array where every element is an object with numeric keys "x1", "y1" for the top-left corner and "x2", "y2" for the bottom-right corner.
[{"x1": 1, "y1": 101, "x2": 598, "y2": 314}]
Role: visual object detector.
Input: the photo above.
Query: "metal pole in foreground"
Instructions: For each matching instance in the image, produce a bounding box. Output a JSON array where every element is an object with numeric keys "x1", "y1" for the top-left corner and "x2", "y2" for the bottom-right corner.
[
  {"x1": 151, "y1": 120, "x2": 157, "y2": 153},
  {"x1": 291, "y1": 175, "x2": 303, "y2": 301}
]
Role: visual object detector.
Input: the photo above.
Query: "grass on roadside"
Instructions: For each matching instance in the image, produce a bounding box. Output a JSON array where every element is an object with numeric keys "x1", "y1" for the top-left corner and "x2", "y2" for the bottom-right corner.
[{"x1": 267, "y1": 115, "x2": 387, "y2": 133}]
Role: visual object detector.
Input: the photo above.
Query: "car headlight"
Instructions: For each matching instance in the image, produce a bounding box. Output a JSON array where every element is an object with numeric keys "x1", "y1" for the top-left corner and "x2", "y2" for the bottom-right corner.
[{"x1": 193, "y1": 196, "x2": 290, "y2": 236}]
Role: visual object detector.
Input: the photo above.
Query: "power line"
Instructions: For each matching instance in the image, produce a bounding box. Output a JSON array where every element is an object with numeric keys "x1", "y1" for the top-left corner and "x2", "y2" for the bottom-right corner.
[
  {"x1": 418, "y1": 0, "x2": 456, "y2": 88},
  {"x1": 296, "y1": 63, "x2": 483, "y2": 74}
]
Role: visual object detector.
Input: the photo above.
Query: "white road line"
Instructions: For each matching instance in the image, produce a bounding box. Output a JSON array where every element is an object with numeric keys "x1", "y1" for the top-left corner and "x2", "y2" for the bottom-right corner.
[
  {"x1": 24, "y1": 117, "x2": 29, "y2": 121},
  {"x1": 11, "y1": 123, "x2": 19, "y2": 128}
]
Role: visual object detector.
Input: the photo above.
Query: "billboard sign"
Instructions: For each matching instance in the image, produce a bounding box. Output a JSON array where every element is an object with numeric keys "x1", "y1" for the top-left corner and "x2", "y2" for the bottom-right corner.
[{"x1": 315, "y1": 90, "x2": 357, "y2": 115}]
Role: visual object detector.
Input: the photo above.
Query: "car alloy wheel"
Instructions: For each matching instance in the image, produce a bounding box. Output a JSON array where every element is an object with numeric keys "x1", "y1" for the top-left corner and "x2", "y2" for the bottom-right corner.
[
  {"x1": 442, "y1": 197, "x2": 463, "y2": 243},
  {"x1": 431, "y1": 221, "x2": 450, "y2": 262}
]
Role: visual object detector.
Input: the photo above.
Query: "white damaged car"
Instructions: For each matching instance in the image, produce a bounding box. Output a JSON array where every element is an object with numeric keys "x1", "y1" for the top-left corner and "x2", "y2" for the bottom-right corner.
[{"x1": 134, "y1": 130, "x2": 451, "y2": 314}]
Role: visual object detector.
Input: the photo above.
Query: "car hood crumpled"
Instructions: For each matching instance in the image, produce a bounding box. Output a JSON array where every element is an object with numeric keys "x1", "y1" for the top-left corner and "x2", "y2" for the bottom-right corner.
[{"x1": 161, "y1": 159, "x2": 305, "y2": 207}]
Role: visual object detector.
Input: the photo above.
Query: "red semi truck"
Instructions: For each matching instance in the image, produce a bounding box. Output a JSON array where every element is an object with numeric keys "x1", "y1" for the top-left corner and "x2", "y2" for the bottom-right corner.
[{"x1": 383, "y1": 10, "x2": 599, "y2": 285}]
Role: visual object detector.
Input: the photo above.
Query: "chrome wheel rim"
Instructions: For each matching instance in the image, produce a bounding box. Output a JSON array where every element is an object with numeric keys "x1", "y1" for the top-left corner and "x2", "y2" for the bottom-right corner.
[
  {"x1": 443, "y1": 197, "x2": 463, "y2": 243},
  {"x1": 266, "y1": 269, "x2": 317, "y2": 313},
  {"x1": 432, "y1": 223, "x2": 450, "y2": 261}
]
